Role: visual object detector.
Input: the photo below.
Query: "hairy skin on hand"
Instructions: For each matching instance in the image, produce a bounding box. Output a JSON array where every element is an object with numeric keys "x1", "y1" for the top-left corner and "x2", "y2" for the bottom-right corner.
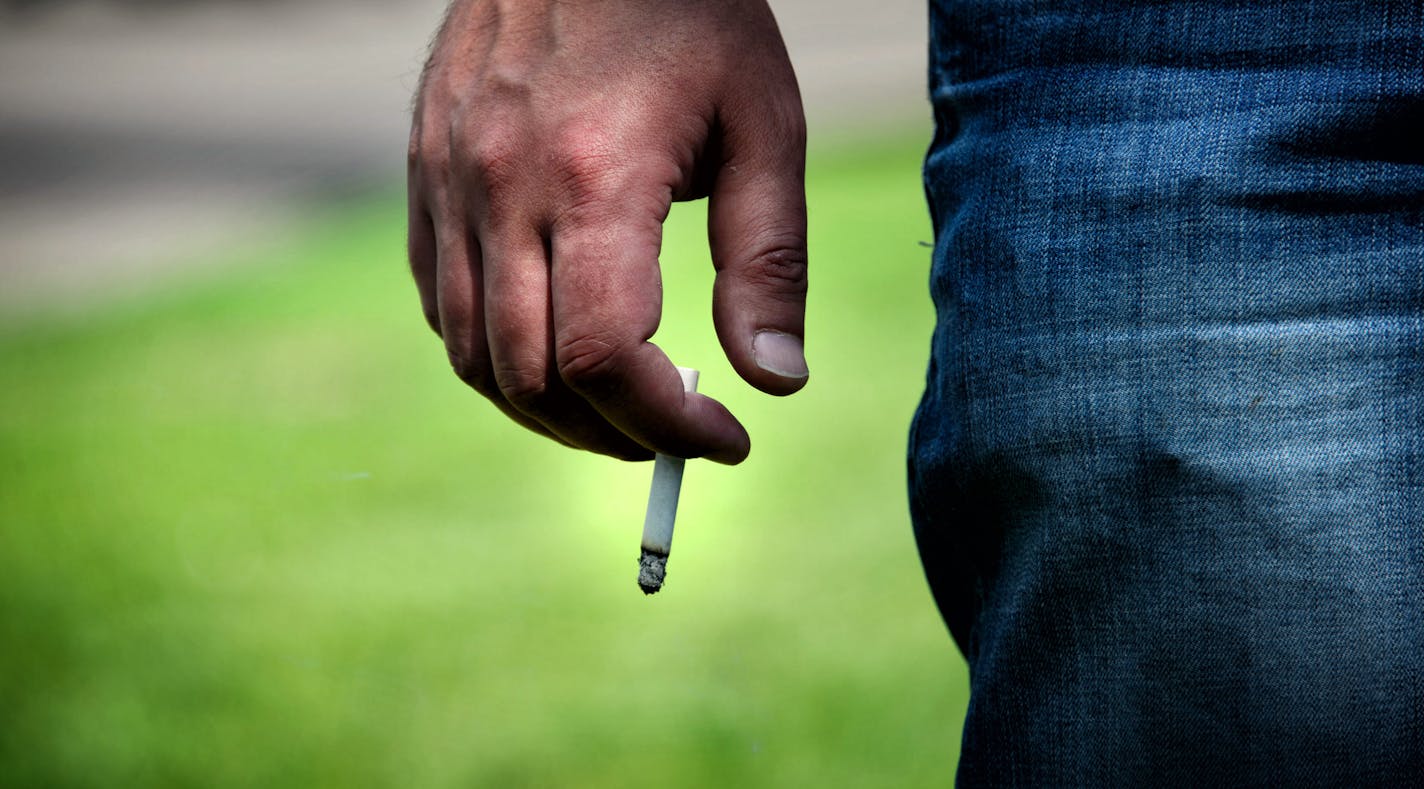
[{"x1": 408, "y1": 0, "x2": 809, "y2": 464}]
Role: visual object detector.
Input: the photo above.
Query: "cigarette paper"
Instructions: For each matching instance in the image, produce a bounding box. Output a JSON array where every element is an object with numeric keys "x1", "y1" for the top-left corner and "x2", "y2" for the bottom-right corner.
[{"x1": 637, "y1": 366, "x2": 699, "y2": 595}]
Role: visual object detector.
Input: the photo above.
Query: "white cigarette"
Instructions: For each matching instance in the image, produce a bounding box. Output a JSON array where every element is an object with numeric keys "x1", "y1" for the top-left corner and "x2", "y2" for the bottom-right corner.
[{"x1": 637, "y1": 366, "x2": 699, "y2": 595}]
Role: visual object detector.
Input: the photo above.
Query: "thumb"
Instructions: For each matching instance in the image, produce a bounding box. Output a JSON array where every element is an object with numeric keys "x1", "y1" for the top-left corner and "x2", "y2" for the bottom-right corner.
[{"x1": 707, "y1": 103, "x2": 810, "y2": 396}]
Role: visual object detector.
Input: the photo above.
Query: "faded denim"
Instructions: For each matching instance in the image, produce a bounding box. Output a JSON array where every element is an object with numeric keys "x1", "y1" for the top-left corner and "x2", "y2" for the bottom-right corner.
[{"x1": 911, "y1": 0, "x2": 1424, "y2": 784}]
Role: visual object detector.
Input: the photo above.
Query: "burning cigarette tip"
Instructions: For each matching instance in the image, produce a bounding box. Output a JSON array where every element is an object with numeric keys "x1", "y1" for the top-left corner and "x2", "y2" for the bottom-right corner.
[{"x1": 637, "y1": 549, "x2": 668, "y2": 595}]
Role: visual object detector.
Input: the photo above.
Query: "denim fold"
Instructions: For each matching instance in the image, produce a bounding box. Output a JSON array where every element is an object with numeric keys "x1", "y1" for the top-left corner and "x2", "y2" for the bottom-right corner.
[{"x1": 912, "y1": 1, "x2": 1424, "y2": 783}]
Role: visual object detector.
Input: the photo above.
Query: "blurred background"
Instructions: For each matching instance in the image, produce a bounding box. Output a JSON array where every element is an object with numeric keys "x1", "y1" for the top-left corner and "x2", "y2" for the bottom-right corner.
[{"x1": 0, "y1": 0, "x2": 968, "y2": 785}]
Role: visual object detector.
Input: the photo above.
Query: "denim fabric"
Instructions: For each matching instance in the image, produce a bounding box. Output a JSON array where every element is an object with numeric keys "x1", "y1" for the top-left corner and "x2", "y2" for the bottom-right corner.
[{"x1": 911, "y1": 1, "x2": 1424, "y2": 784}]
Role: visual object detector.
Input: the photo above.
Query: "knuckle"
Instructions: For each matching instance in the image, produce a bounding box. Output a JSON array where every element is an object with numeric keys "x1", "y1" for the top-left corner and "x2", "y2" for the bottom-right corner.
[
  {"x1": 408, "y1": 106, "x2": 439, "y2": 172},
  {"x1": 448, "y1": 350, "x2": 495, "y2": 394},
  {"x1": 458, "y1": 130, "x2": 523, "y2": 227},
  {"x1": 744, "y1": 244, "x2": 809, "y2": 300},
  {"x1": 463, "y1": 128, "x2": 522, "y2": 185},
  {"x1": 493, "y1": 363, "x2": 552, "y2": 411},
  {"x1": 449, "y1": 107, "x2": 519, "y2": 172},
  {"x1": 555, "y1": 330, "x2": 627, "y2": 392},
  {"x1": 415, "y1": 137, "x2": 449, "y2": 185},
  {"x1": 555, "y1": 161, "x2": 618, "y2": 220},
  {"x1": 550, "y1": 126, "x2": 623, "y2": 217},
  {"x1": 409, "y1": 110, "x2": 448, "y2": 175}
]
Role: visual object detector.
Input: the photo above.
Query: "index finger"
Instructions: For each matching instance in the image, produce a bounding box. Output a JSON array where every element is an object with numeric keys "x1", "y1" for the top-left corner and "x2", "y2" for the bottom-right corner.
[{"x1": 549, "y1": 194, "x2": 751, "y2": 464}]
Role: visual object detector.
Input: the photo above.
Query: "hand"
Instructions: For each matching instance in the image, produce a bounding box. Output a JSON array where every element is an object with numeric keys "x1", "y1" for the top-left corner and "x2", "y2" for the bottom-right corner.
[{"x1": 407, "y1": 0, "x2": 808, "y2": 464}]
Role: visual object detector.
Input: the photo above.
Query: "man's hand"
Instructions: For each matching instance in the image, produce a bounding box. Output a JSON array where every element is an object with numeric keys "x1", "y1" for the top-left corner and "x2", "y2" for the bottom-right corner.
[{"x1": 408, "y1": 0, "x2": 808, "y2": 464}]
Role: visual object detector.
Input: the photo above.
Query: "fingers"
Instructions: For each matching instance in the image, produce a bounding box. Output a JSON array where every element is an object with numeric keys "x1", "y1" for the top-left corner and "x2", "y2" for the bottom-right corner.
[
  {"x1": 550, "y1": 198, "x2": 752, "y2": 464},
  {"x1": 707, "y1": 93, "x2": 810, "y2": 396},
  {"x1": 430, "y1": 197, "x2": 569, "y2": 446},
  {"x1": 421, "y1": 130, "x2": 793, "y2": 464},
  {"x1": 409, "y1": 10, "x2": 807, "y2": 465},
  {"x1": 417, "y1": 119, "x2": 659, "y2": 461},
  {"x1": 414, "y1": 171, "x2": 560, "y2": 440},
  {"x1": 480, "y1": 220, "x2": 653, "y2": 460}
]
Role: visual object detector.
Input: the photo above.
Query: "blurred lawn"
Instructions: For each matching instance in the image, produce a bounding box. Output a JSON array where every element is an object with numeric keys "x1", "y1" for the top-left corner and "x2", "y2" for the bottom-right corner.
[{"x1": 0, "y1": 132, "x2": 967, "y2": 787}]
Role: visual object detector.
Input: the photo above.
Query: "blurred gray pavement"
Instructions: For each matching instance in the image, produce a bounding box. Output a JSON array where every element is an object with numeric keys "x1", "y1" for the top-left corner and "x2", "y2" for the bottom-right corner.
[{"x1": 0, "y1": 0, "x2": 928, "y2": 310}]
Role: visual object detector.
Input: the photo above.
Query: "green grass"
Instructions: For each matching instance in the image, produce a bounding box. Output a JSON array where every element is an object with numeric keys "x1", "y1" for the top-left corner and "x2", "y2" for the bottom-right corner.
[{"x1": 0, "y1": 132, "x2": 968, "y2": 787}]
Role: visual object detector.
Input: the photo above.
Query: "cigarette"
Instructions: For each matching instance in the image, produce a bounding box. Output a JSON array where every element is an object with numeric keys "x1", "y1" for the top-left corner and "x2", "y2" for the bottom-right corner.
[{"x1": 637, "y1": 366, "x2": 699, "y2": 595}]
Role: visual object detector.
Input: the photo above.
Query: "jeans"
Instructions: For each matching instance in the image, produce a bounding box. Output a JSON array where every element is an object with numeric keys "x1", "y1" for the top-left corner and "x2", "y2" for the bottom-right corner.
[{"x1": 911, "y1": 1, "x2": 1424, "y2": 784}]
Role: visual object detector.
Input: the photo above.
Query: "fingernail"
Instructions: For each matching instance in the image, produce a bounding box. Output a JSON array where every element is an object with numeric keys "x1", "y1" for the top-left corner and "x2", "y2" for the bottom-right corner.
[{"x1": 753, "y1": 330, "x2": 809, "y2": 379}]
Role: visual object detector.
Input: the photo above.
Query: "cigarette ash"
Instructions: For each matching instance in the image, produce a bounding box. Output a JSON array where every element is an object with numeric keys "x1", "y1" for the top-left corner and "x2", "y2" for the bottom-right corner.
[{"x1": 638, "y1": 549, "x2": 667, "y2": 595}]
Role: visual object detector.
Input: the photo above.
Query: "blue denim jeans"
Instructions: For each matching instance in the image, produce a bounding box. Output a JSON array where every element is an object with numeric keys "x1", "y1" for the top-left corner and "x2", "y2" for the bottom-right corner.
[{"x1": 911, "y1": 1, "x2": 1424, "y2": 784}]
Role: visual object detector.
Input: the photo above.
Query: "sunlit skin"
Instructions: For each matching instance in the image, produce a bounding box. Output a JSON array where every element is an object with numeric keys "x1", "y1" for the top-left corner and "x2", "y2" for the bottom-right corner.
[{"x1": 408, "y1": 0, "x2": 811, "y2": 465}]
